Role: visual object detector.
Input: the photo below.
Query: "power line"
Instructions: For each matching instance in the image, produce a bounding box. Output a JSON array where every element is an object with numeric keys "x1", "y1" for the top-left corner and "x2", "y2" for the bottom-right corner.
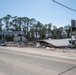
[{"x1": 52, "y1": 0, "x2": 76, "y2": 12}]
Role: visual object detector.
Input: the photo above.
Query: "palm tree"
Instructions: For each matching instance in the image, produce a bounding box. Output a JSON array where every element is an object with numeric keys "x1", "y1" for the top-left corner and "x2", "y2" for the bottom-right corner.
[
  {"x1": 35, "y1": 21, "x2": 43, "y2": 40},
  {"x1": 17, "y1": 17, "x2": 23, "y2": 31},
  {"x1": 52, "y1": 26, "x2": 58, "y2": 39},
  {"x1": 2, "y1": 14, "x2": 12, "y2": 31},
  {"x1": 29, "y1": 18, "x2": 37, "y2": 40},
  {"x1": 9, "y1": 22, "x2": 15, "y2": 31},
  {"x1": 46, "y1": 23, "x2": 52, "y2": 38},
  {"x1": 29, "y1": 27, "x2": 35, "y2": 40},
  {"x1": 12, "y1": 16, "x2": 19, "y2": 31},
  {"x1": 38, "y1": 25, "x2": 47, "y2": 39},
  {"x1": 0, "y1": 19, "x2": 3, "y2": 31},
  {"x1": 22, "y1": 17, "x2": 30, "y2": 39},
  {"x1": 58, "y1": 27, "x2": 64, "y2": 38},
  {"x1": 64, "y1": 25, "x2": 71, "y2": 38}
]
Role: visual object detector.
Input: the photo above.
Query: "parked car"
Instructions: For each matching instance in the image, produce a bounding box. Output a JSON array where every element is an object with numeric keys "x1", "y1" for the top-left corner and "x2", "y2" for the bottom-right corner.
[{"x1": 0, "y1": 40, "x2": 7, "y2": 46}]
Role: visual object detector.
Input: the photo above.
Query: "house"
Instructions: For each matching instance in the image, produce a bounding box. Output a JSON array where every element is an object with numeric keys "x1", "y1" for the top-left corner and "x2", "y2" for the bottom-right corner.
[
  {"x1": 38, "y1": 38, "x2": 70, "y2": 48},
  {"x1": 0, "y1": 31, "x2": 26, "y2": 42}
]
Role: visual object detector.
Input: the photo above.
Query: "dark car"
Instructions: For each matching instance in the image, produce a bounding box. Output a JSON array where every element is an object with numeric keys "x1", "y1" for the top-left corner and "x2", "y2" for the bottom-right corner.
[{"x1": 0, "y1": 40, "x2": 7, "y2": 46}]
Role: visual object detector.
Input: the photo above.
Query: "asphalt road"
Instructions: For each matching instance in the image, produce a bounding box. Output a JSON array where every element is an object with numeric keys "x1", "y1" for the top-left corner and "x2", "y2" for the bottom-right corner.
[{"x1": 0, "y1": 48, "x2": 76, "y2": 75}]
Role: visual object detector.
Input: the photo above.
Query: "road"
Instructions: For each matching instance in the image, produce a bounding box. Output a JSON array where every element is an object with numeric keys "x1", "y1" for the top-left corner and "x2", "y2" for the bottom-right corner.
[{"x1": 0, "y1": 47, "x2": 76, "y2": 75}]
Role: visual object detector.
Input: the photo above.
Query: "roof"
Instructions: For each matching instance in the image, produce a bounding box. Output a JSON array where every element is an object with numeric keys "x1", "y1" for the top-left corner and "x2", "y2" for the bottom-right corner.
[
  {"x1": 42, "y1": 38, "x2": 71, "y2": 47},
  {"x1": 0, "y1": 31, "x2": 24, "y2": 35}
]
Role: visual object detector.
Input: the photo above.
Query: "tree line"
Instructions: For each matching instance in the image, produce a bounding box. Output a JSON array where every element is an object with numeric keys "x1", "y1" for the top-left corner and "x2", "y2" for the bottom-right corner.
[{"x1": 0, "y1": 14, "x2": 71, "y2": 41}]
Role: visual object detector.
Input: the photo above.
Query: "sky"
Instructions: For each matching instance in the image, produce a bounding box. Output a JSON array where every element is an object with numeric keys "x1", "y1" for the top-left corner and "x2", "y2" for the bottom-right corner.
[{"x1": 0, "y1": 0, "x2": 76, "y2": 27}]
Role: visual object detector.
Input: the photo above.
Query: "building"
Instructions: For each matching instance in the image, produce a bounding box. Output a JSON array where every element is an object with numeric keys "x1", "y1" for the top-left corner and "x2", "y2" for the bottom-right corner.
[
  {"x1": 0, "y1": 31, "x2": 26, "y2": 42},
  {"x1": 38, "y1": 38, "x2": 70, "y2": 48}
]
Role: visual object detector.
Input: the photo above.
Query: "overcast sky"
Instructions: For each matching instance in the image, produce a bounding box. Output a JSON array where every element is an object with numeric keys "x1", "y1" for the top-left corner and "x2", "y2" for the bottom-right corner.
[{"x1": 0, "y1": 0, "x2": 76, "y2": 27}]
